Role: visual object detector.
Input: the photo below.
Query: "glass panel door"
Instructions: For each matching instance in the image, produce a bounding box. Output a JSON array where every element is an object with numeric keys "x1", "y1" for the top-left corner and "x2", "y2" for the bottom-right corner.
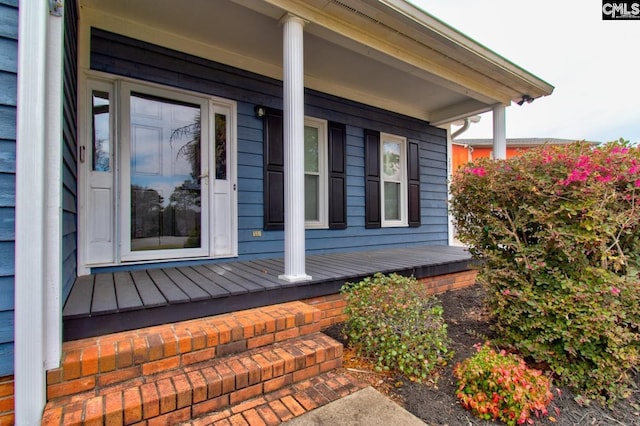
[{"x1": 125, "y1": 90, "x2": 208, "y2": 259}]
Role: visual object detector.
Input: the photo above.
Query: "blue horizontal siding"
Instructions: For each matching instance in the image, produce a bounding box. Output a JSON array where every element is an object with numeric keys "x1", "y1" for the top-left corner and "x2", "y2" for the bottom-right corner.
[
  {"x1": 0, "y1": 0, "x2": 16, "y2": 376},
  {"x1": 89, "y1": 28, "x2": 449, "y2": 274},
  {"x1": 0, "y1": 276, "x2": 13, "y2": 311}
]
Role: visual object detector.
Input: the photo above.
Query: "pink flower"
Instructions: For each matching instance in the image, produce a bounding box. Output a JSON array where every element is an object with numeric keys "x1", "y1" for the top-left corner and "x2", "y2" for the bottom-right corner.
[
  {"x1": 470, "y1": 167, "x2": 486, "y2": 176},
  {"x1": 635, "y1": 179, "x2": 640, "y2": 188},
  {"x1": 595, "y1": 175, "x2": 612, "y2": 183},
  {"x1": 611, "y1": 287, "x2": 621, "y2": 296}
]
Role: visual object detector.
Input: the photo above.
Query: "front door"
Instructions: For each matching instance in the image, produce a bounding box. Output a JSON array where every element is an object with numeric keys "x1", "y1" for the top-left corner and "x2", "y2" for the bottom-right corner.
[{"x1": 81, "y1": 77, "x2": 237, "y2": 270}]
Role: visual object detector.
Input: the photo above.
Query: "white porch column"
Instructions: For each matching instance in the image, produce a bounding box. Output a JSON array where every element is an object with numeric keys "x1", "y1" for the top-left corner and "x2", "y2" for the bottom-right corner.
[
  {"x1": 279, "y1": 14, "x2": 311, "y2": 282},
  {"x1": 15, "y1": 1, "x2": 51, "y2": 423},
  {"x1": 492, "y1": 103, "x2": 507, "y2": 160}
]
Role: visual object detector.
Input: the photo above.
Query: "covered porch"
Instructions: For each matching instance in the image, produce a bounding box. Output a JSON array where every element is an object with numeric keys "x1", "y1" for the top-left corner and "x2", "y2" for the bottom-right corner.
[{"x1": 63, "y1": 245, "x2": 475, "y2": 341}]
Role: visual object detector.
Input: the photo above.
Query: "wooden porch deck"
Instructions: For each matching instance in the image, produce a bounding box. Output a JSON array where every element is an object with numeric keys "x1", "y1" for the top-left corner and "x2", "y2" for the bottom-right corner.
[{"x1": 62, "y1": 246, "x2": 474, "y2": 341}]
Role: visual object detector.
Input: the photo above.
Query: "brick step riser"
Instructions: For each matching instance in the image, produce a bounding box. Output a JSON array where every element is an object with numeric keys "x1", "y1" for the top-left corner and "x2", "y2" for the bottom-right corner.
[
  {"x1": 47, "y1": 302, "x2": 322, "y2": 401},
  {"x1": 42, "y1": 333, "x2": 343, "y2": 426}
]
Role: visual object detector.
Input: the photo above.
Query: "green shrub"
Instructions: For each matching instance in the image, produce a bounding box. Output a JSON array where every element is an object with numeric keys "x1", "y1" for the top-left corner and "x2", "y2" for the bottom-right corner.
[
  {"x1": 450, "y1": 140, "x2": 640, "y2": 404},
  {"x1": 454, "y1": 342, "x2": 554, "y2": 425},
  {"x1": 341, "y1": 273, "x2": 452, "y2": 382}
]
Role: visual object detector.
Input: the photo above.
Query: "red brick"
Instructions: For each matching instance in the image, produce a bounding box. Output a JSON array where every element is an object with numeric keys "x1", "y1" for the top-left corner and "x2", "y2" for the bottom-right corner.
[
  {"x1": 215, "y1": 322, "x2": 232, "y2": 344},
  {"x1": 239, "y1": 357, "x2": 261, "y2": 385},
  {"x1": 172, "y1": 374, "x2": 192, "y2": 409},
  {"x1": 202, "y1": 324, "x2": 220, "y2": 347},
  {"x1": 132, "y1": 336, "x2": 149, "y2": 365},
  {"x1": 241, "y1": 409, "x2": 266, "y2": 426},
  {"x1": 227, "y1": 359, "x2": 249, "y2": 389},
  {"x1": 123, "y1": 387, "x2": 142, "y2": 424},
  {"x1": 200, "y1": 367, "x2": 223, "y2": 398},
  {"x1": 175, "y1": 329, "x2": 193, "y2": 354},
  {"x1": 47, "y1": 376, "x2": 96, "y2": 399},
  {"x1": 280, "y1": 395, "x2": 306, "y2": 417},
  {"x1": 230, "y1": 383, "x2": 263, "y2": 405},
  {"x1": 319, "y1": 358, "x2": 342, "y2": 373},
  {"x1": 99, "y1": 342, "x2": 117, "y2": 373},
  {"x1": 62, "y1": 349, "x2": 82, "y2": 380},
  {"x1": 213, "y1": 419, "x2": 232, "y2": 426},
  {"x1": 292, "y1": 365, "x2": 320, "y2": 383},
  {"x1": 188, "y1": 326, "x2": 208, "y2": 351},
  {"x1": 256, "y1": 405, "x2": 280, "y2": 426},
  {"x1": 104, "y1": 391, "x2": 124, "y2": 425},
  {"x1": 229, "y1": 413, "x2": 249, "y2": 426},
  {"x1": 46, "y1": 369, "x2": 62, "y2": 386},
  {"x1": 187, "y1": 370, "x2": 208, "y2": 403},
  {"x1": 140, "y1": 383, "x2": 160, "y2": 419},
  {"x1": 230, "y1": 396, "x2": 266, "y2": 414},
  {"x1": 246, "y1": 334, "x2": 274, "y2": 350},
  {"x1": 146, "y1": 333, "x2": 164, "y2": 361},
  {"x1": 214, "y1": 363, "x2": 236, "y2": 394},
  {"x1": 0, "y1": 395, "x2": 12, "y2": 413},
  {"x1": 274, "y1": 328, "x2": 299, "y2": 343},
  {"x1": 97, "y1": 365, "x2": 141, "y2": 387},
  {"x1": 268, "y1": 400, "x2": 293, "y2": 422},
  {"x1": 81, "y1": 345, "x2": 100, "y2": 377},
  {"x1": 182, "y1": 347, "x2": 216, "y2": 366},
  {"x1": 61, "y1": 401, "x2": 83, "y2": 425},
  {"x1": 262, "y1": 374, "x2": 292, "y2": 393},
  {"x1": 160, "y1": 330, "x2": 179, "y2": 358},
  {"x1": 191, "y1": 409, "x2": 232, "y2": 426},
  {"x1": 147, "y1": 407, "x2": 191, "y2": 426},
  {"x1": 261, "y1": 351, "x2": 284, "y2": 377},
  {"x1": 41, "y1": 405, "x2": 63, "y2": 426},
  {"x1": 235, "y1": 316, "x2": 256, "y2": 339},
  {"x1": 83, "y1": 395, "x2": 105, "y2": 426},
  {"x1": 292, "y1": 390, "x2": 319, "y2": 411},
  {"x1": 116, "y1": 339, "x2": 134, "y2": 369},
  {"x1": 192, "y1": 394, "x2": 229, "y2": 418},
  {"x1": 251, "y1": 354, "x2": 273, "y2": 381},
  {"x1": 272, "y1": 349, "x2": 295, "y2": 374},
  {"x1": 156, "y1": 378, "x2": 177, "y2": 414},
  {"x1": 141, "y1": 355, "x2": 180, "y2": 376}
]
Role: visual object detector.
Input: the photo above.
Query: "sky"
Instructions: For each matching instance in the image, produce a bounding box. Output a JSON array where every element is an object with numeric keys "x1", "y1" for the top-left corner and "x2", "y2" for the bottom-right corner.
[{"x1": 408, "y1": 0, "x2": 640, "y2": 144}]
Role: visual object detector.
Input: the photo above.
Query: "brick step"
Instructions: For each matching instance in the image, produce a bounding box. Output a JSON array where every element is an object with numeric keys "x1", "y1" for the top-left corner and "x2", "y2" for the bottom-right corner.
[
  {"x1": 181, "y1": 370, "x2": 367, "y2": 426},
  {"x1": 42, "y1": 332, "x2": 343, "y2": 425},
  {"x1": 47, "y1": 301, "x2": 322, "y2": 400}
]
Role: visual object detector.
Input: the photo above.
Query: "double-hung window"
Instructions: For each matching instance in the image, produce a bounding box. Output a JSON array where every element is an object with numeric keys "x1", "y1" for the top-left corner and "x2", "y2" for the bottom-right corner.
[
  {"x1": 380, "y1": 133, "x2": 408, "y2": 227},
  {"x1": 365, "y1": 129, "x2": 420, "y2": 229},
  {"x1": 263, "y1": 109, "x2": 346, "y2": 231},
  {"x1": 304, "y1": 117, "x2": 328, "y2": 228}
]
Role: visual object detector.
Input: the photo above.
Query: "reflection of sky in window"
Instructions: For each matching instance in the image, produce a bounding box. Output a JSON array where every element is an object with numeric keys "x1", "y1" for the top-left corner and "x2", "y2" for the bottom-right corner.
[
  {"x1": 383, "y1": 141, "x2": 401, "y2": 181},
  {"x1": 131, "y1": 175, "x2": 199, "y2": 208}
]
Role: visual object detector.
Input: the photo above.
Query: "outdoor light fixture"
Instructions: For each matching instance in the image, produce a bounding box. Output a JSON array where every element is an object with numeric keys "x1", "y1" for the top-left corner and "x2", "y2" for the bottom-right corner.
[
  {"x1": 517, "y1": 95, "x2": 534, "y2": 106},
  {"x1": 255, "y1": 105, "x2": 267, "y2": 118}
]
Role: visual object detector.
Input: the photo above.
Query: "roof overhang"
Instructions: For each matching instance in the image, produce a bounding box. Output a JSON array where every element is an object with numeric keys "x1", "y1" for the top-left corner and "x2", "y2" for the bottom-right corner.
[{"x1": 78, "y1": 0, "x2": 554, "y2": 125}]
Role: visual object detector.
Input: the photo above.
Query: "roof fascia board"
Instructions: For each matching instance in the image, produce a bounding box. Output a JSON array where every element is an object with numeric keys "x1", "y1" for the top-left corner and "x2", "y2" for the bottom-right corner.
[{"x1": 264, "y1": 0, "x2": 516, "y2": 104}]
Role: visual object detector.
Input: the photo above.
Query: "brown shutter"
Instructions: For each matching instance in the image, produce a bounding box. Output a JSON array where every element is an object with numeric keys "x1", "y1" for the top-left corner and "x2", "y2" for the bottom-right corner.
[
  {"x1": 263, "y1": 108, "x2": 284, "y2": 230},
  {"x1": 364, "y1": 129, "x2": 381, "y2": 228},
  {"x1": 328, "y1": 122, "x2": 347, "y2": 229},
  {"x1": 408, "y1": 141, "x2": 421, "y2": 227}
]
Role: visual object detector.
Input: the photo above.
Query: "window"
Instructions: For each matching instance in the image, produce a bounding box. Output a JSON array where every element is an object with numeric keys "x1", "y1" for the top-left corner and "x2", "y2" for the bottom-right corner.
[
  {"x1": 380, "y1": 133, "x2": 407, "y2": 227},
  {"x1": 365, "y1": 129, "x2": 420, "y2": 229},
  {"x1": 263, "y1": 109, "x2": 346, "y2": 231},
  {"x1": 304, "y1": 117, "x2": 328, "y2": 228}
]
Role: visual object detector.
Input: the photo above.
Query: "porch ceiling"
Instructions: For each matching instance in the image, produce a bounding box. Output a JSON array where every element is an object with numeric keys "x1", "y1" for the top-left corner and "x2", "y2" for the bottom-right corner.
[{"x1": 79, "y1": 0, "x2": 553, "y2": 124}]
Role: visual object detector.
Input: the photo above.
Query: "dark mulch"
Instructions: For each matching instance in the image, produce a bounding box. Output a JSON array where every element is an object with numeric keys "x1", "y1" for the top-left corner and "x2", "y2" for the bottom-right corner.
[{"x1": 324, "y1": 284, "x2": 640, "y2": 425}]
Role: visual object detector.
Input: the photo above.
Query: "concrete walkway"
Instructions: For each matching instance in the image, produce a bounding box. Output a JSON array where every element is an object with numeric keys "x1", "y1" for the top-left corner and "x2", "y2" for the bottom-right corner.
[{"x1": 282, "y1": 386, "x2": 426, "y2": 425}]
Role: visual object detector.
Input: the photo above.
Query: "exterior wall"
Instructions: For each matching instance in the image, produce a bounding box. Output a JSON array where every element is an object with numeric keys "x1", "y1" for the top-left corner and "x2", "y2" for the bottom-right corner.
[
  {"x1": 452, "y1": 143, "x2": 531, "y2": 171},
  {"x1": 62, "y1": 0, "x2": 79, "y2": 301},
  {"x1": 0, "y1": 0, "x2": 18, "y2": 378},
  {"x1": 89, "y1": 29, "x2": 449, "y2": 272}
]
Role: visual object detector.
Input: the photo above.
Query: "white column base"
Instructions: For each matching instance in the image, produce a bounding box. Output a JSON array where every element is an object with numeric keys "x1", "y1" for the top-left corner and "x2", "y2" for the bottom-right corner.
[{"x1": 278, "y1": 273, "x2": 313, "y2": 283}]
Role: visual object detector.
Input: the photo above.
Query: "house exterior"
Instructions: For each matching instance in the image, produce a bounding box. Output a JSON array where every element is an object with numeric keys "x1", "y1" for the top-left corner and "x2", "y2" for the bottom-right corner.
[
  {"x1": 451, "y1": 138, "x2": 598, "y2": 170},
  {"x1": 4, "y1": 0, "x2": 553, "y2": 423}
]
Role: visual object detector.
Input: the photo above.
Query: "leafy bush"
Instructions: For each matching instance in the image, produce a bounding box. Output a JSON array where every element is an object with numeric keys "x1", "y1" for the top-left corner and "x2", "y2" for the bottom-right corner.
[
  {"x1": 450, "y1": 140, "x2": 640, "y2": 403},
  {"x1": 341, "y1": 273, "x2": 452, "y2": 381},
  {"x1": 454, "y1": 342, "x2": 554, "y2": 425}
]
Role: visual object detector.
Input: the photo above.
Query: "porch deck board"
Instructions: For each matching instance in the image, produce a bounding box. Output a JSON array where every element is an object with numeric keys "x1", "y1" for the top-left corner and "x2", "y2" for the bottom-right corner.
[
  {"x1": 130, "y1": 271, "x2": 167, "y2": 308},
  {"x1": 113, "y1": 272, "x2": 144, "y2": 311},
  {"x1": 63, "y1": 245, "x2": 475, "y2": 340},
  {"x1": 146, "y1": 269, "x2": 190, "y2": 304},
  {"x1": 91, "y1": 273, "x2": 118, "y2": 315},
  {"x1": 162, "y1": 268, "x2": 211, "y2": 302}
]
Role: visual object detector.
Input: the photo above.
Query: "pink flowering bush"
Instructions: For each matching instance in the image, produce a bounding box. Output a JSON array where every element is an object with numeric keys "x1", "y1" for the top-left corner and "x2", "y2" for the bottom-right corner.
[
  {"x1": 450, "y1": 140, "x2": 640, "y2": 404},
  {"x1": 454, "y1": 342, "x2": 554, "y2": 425}
]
